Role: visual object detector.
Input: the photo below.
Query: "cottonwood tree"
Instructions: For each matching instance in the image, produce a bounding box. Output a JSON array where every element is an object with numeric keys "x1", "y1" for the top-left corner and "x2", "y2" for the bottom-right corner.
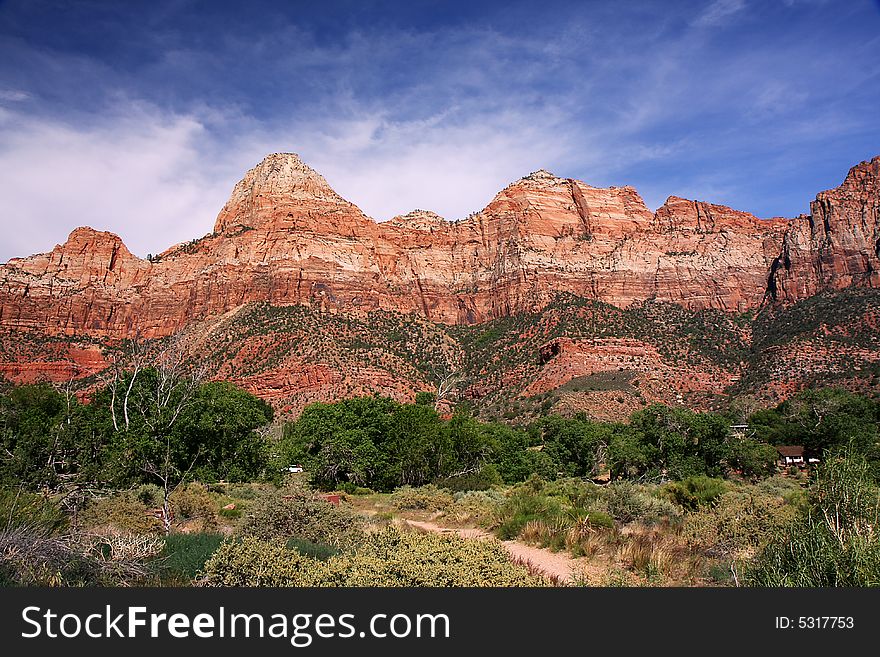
[{"x1": 111, "y1": 336, "x2": 207, "y2": 533}]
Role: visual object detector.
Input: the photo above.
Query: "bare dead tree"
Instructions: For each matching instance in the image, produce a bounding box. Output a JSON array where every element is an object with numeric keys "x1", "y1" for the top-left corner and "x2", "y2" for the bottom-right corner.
[
  {"x1": 430, "y1": 351, "x2": 464, "y2": 411},
  {"x1": 136, "y1": 335, "x2": 206, "y2": 534},
  {"x1": 102, "y1": 333, "x2": 148, "y2": 433},
  {"x1": 122, "y1": 334, "x2": 148, "y2": 432},
  {"x1": 105, "y1": 333, "x2": 208, "y2": 534}
]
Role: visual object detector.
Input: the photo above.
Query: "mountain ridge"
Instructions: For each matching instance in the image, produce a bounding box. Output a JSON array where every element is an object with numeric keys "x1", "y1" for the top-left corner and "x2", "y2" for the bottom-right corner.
[
  {"x1": 6, "y1": 153, "x2": 876, "y2": 341},
  {"x1": 1, "y1": 153, "x2": 879, "y2": 419}
]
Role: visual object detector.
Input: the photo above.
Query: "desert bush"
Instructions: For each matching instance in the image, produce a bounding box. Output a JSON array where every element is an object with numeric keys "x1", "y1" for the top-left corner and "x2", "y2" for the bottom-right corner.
[
  {"x1": 228, "y1": 484, "x2": 258, "y2": 500},
  {"x1": 79, "y1": 494, "x2": 162, "y2": 534},
  {"x1": 240, "y1": 485, "x2": 365, "y2": 550},
  {"x1": 493, "y1": 490, "x2": 564, "y2": 540},
  {"x1": 219, "y1": 506, "x2": 242, "y2": 520},
  {"x1": 542, "y1": 478, "x2": 607, "y2": 510},
  {"x1": 605, "y1": 481, "x2": 681, "y2": 525},
  {"x1": 445, "y1": 490, "x2": 505, "y2": 524},
  {"x1": 683, "y1": 491, "x2": 798, "y2": 559},
  {"x1": 755, "y1": 475, "x2": 807, "y2": 507},
  {"x1": 661, "y1": 476, "x2": 726, "y2": 510},
  {"x1": 200, "y1": 536, "x2": 325, "y2": 586},
  {"x1": 170, "y1": 483, "x2": 217, "y2": 531},
  {"x1": 133, "y1": 484, "x2": 163, "y2": 508},
  {"x1": 601, "y1": 568, "x2": 640, "y2": 587},
  {"x1": 433, "y1": 464, "x2": 502, "y2": 492},
  {"x1": 581, "y1": 509, "x2": 615, "y2": 529},
  {"x1": 202, "y1": 528, "x2": 547, "y2": 587},
  {"x1": 324, "y1": 527, "x2": 547, "y2": 587},
  {"x1": 389, "y1": 484, "x2": 454, "y2": 511},
  {"x1": 337, "y1": 482, "x2": 374, "y2": 495},
  {"x1": 286, "y1": 537, "x2": 340, "y2": 561}
]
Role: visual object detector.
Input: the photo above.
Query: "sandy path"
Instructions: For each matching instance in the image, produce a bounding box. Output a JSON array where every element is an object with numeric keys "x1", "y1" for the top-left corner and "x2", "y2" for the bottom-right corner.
[{"x1": 403, "y1": 519, "x2": 596, "y2": 584}]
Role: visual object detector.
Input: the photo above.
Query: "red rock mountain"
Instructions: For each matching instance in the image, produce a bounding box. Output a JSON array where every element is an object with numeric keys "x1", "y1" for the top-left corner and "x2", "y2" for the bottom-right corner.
[
  {"x1": 1, "y1": 153, "x2": 879, "y2": 417},
  {"x1": 769, "y1": 156, "x2": 880, "y2": 302},
  {"x1": 8, "y1": 152, "x2": 877, "y2": 339}
]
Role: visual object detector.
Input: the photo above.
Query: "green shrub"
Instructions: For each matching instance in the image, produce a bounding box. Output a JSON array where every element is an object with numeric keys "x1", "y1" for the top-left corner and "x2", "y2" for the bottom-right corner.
[
  {"x1": 542, "y1": 478, "x2": 607, "y2": 510},
  {"x1": 445, "y1": 490, "x2": 505, "y2": 524},
  {"x1": 133, "y1": 484, "x2": 163, "y2": 508},
  {"x1": 218, "y1": 507, "x2": 242, "y2": 520},
  {"x1": 661, "y1": 476, "x2": 726, "y2": 511},
  {"x1": 228, "y1": 484, "x2": 258, "y2": 500},
  {"x1": 200, "y1": 536, "x2": 325, "y2": 586},
  {"x1": 493, "y1": 491, "x2": 564, "y2": 540},
  {"x1": 170, "y1": 483, "x2": 217, "y2": 531},
  {"x1": 433, "y1": 464, "x2": 502, "y2": 492},
  {"x1": 337, "y1": 482, "x2": 374, "y2": 495},
  {"x1": 582, "y1": 510, "x2": 615, "y2": 529},
  {"x1": 240, "y1": 485, "x2": 365, "y2": 550},
  {"x1": 605, "y1": 482, "x2": 681, "y2": 525},
  {"x1": 747, "y1": 451, "x2": 880, "y2": 586},
  {"x1": 286, "y1": 537, "x2": 340, "y2": 561},
  {"x1": 389, "y1": 484, "x2": 454, "y2": 511}
]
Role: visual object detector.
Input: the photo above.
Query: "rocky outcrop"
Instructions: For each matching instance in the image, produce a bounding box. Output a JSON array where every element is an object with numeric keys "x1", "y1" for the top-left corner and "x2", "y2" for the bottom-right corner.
[
  {"x1": 769, "y1": 156, "x2": 880, "y2": 302},
  {"x1": 1, "y1": 153, "x2": 878, "y2": 343}
]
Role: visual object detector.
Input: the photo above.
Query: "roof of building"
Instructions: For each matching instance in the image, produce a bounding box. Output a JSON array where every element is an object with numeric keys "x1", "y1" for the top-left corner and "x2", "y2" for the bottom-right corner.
[{"x1": 776, "y1": 445, "x2": 805, "y2": 457}]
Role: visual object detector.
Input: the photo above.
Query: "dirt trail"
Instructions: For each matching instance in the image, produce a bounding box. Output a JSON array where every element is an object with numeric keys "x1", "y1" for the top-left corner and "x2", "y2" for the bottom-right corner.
[{"x1": 403, "y1": 519, "x2": 599, "y2": 584}]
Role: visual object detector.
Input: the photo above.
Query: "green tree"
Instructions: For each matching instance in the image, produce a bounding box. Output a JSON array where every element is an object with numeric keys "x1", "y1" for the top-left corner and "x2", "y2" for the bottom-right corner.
[
  {"x1": 176, "y1": 382, "x2": 273, "y2": 482},
  {"x1": 750, "y1": 388, "x2": 880, "y2": 460},
  {"x1": 0, "y1": 384, "x2": 81, "y2": 489}
]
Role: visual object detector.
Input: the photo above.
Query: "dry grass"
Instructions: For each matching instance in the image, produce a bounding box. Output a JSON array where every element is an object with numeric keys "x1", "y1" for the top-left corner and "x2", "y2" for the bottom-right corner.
[{"x1": 612, "y1": 525, "x2": 702, "y2": 583}]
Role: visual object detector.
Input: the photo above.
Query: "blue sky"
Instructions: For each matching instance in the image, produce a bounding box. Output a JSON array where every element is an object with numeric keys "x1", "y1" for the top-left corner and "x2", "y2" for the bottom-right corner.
[{"x1": 1, "y1": 0, "x2": 878, "y2": 261}]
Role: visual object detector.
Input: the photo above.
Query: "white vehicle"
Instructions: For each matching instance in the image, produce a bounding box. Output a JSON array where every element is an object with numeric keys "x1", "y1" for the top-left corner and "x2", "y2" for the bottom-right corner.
[{"x1": 286, "y1": 464, "x2": 304, "y2": 473}]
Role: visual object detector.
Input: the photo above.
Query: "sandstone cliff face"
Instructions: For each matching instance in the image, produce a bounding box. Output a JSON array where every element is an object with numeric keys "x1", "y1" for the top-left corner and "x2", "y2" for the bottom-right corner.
[
  {"x1": 0, "y1": 227, "x2": 151, "y2": 335},
  {"x1": 769, "y1": 156, "x2": 880, "y2": 302},
  {"x1": 1, "y1": 153, "x2": 877, "y2": 343}
]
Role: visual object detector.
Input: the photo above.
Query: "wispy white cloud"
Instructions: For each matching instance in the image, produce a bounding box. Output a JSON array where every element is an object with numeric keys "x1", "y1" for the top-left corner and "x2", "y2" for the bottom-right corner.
[
  {"x1": 0, "y1": 89, "x2": 29, "y2": 102},
  {"x1": 692, "y1": 0, "x2": 748, "y2": 28},
  {"x1": 0, "y1": 102, "x2": 234, "y2": 261}
]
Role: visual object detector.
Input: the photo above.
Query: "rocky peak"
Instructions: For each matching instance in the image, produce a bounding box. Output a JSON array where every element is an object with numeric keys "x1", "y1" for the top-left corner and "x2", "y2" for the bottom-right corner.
[
  {"x1": 836, "y1": 155, "x2": 880, "y2": 193},
  {"x1": 3, "y1": 226, "x2": 147, "y2": 287},
  {"x1": 213, "y1": 152, "x2": 358, "y2": 234},
  {"x1": 386, "y1": 209, "x2": 448, "y2": 230},
  {"x1": 239, "y1": 152, "x2": 340, "y2": 199},
  {"x1": 2, "y1": 152, "x2": 879, "y2": 344},
  {"x1": 523, "y1": 169, "x2": 558, "y2": 181},
  {"x1": 653, "y1": 196, "x2": 781, "y2": 234},
  {"x1": 769, "y1": 155, "x2": 880, "y2": 303}
]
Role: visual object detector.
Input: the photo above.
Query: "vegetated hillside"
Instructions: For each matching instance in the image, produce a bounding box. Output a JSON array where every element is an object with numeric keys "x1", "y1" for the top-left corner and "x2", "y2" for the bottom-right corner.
[
  {"x1": 738, "y1": 287, "x2": 880, "y2": 401},
  {"x1": 1, "y1": 287, "x2": 879, "y2": 421},
  {"x1": 110, "y1": 292, "x2": 748, "y2": 420}
]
